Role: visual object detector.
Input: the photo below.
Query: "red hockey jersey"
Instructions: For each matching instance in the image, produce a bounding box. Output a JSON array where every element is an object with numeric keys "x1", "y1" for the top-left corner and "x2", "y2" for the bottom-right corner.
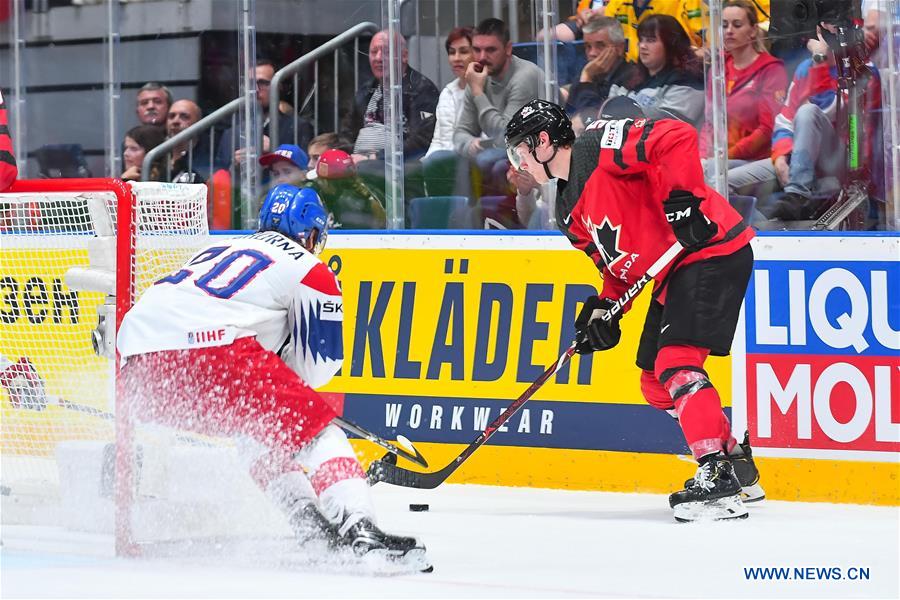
[
  {"x1": 558, "y1": 117, "x2": 754, "y2": 309},
  {"x1": 0, "y1": 91, "x2": 16, "y2": 191}
]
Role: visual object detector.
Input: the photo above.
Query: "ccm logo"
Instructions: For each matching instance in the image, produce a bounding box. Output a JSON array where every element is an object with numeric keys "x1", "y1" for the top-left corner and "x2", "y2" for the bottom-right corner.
[
  {"x1": 666, "y1": 207, "x2": 692, "y2": 222},
  {"x1": 322, "y1": 300, "x2": 343, "y2": 314}
]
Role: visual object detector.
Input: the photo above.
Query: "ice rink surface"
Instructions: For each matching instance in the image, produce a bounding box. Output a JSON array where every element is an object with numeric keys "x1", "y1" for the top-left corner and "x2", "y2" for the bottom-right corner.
[{"x1": 3, "y1": 483, "x2": 898, "y2": 599}]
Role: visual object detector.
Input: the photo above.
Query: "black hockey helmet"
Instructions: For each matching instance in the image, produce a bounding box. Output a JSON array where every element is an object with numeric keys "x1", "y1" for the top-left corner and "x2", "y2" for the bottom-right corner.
[
  {"x1": 505, "y1": 100, "x2": 575, "y2": 177},
  {"x1": 599, "y1": 95, "x2": 645, "y2": 120}
]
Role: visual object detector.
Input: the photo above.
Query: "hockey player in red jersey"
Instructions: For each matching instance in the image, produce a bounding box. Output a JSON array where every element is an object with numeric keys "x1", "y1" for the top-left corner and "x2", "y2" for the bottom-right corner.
[
  {"x1": 117, "y1": 184, "x2": 430, "y2": 570},
  {"x1": 0, "y1": 90, "x2": 17, "y2": 190},
  {"x1": 505, "y1": 98, "x2": 764, "y2": 522}
]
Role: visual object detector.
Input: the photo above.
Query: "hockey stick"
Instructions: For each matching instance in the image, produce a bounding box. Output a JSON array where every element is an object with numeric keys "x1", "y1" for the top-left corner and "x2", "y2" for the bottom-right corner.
[
  {"x1": 14, "y1": 396, "x2": 427, "y2": 467},
  {"x1": 333, "y1": 416, "x2": 428, "y2": 468},
  {"x1": 367, "y1": 241, "x2": 684, "y2": 489}
]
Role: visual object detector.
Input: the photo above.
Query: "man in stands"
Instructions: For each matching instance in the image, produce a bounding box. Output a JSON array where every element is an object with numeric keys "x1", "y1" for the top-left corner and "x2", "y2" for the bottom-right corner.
[
  {"x1": 1, "y1": 90, "x2": 16, "y2": 190},
  {"x1": 117, "y1": 184, "x2": 429, "y2": 571},
  {"x1": 728, "y1": 28, "x2": 882, "y2": 221},
  {"x1": 505, "y1": 98, "x2": 764, "y2": 522},
  {"x1": 218, "y1": 59, "x2": 314, "y2": 171},
  {"x1": 453, "y1": 18, "x2": 543, "y2": 196},
  {"x1": 343, "y1": 31, "x2": 439, "y2": 165},
  {"x1": 135, "y1": 82, "x2": 172, "y2": 127},
  {"x1": 563, "y1": 14, "x2": 644, "y2": 131},
  {"x1": 165, "y1": 99, "x2": 215, "y2": 183}
]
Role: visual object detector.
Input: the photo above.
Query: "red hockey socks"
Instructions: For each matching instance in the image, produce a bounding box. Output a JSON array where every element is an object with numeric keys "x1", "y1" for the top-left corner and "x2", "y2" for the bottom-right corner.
[{"x1": 654, "y1": 345, "x2": 732, "y2": 459}]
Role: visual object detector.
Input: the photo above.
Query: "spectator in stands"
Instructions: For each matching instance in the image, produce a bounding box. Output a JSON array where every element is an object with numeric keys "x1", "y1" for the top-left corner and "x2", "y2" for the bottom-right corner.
[
  {"x1": 537, "y1": 0, "x2": 605, "y2": 42},
  {"x1": 0, "y1": 90, "x2": 16, "y2": 190},
  {"x1": 453, "y1": 18, "x2": 544, "y2": 196},
  {"x1": 259, "y1": 143, "x2": 309, "y2": 188},
  {"x1": 307, "y1": 133, "x2": 351, "y2": 174},
  {"x1": 420, "y1": 26, "x2": 475, "y2": 197},
  {"x1": 699, "y1": 0, "x2": 786, "y2": 176},
  {"x1": 563, "y1": 14, "x2": 645, "y2": 131},
  {"x1": 135, "y1": 82, "x2": 172, "y2": 127},
  {"x1": 342, "y1": 31, "x2": 439, "y2": 164},
  {"x1": 728, "y1": 28, "x2": 882, "y2": 221},
  {"x1": 305, "y1": 149, "x2": 386, "y2": 230},
  {"x1": 604, "y1": 0, "x2": 704, "y2": 62},
  {"x1": 217, "y1": 59, "x2": 314, "y2": 170},
  {"x1": 120, "y1": 124, "x2": 167, "y2": 181},
  {"x1": 424, "y1": 27, "x2": 475, "y2": 159},
  {"x1": 606, "y1": 15, "x2": 705, "y2": 127},
  {"x1": 166, "y1": 99, "x2": 210, "y2": 183}
]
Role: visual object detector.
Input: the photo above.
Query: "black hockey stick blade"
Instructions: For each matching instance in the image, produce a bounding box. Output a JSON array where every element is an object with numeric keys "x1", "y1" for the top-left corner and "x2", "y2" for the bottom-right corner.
[
  {"x1": 366, "y1": 346, "x2": 576, "y2": 489},
  {"x1": 333, "y1": 416, "x2": 428, "y2": 468}
]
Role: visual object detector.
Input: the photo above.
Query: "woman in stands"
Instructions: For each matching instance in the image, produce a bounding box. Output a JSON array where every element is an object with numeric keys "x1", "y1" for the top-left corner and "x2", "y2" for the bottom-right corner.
[
  {"x1": 120, "y1": 125, "x2": 166, "y2": 181},
  {"x1": 420, "y1": 26, "x2": 475, "y2": 197},
  {"x1": 699, "y1": 0, "x2": 787, "y2": 175},
  {"x1": 606, "y1": 14, "x2": 705, "y2": 127}
]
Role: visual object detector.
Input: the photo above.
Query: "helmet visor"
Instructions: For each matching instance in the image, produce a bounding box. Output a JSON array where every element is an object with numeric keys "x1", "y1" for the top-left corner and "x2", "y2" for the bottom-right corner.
[{"x1": 506, "y1": 142, "x2": 532, "y2": 171}]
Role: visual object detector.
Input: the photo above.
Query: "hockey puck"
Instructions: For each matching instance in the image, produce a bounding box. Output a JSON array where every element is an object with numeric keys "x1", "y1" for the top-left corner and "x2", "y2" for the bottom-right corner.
[{"x1": 409, "y1": 503, "x2": 430, "y2": 512}]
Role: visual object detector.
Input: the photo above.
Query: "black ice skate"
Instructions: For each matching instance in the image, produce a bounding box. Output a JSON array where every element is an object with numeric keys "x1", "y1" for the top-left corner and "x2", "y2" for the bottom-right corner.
[
  {"x1": 288, "y1": 501, "x2": 342, "y2": 548},
  {"x1": 682, "y1": 432, "x2": 765, "y2": 503},
  {"x1": 729, "y1": 431, "x2": 765, "y2": 502},
  {"x1": 338, "y1": 515, "x2": 432, "y2": 573},
  {"x1": 670, "y1": 454, "x2": 748, "y2": 522}
]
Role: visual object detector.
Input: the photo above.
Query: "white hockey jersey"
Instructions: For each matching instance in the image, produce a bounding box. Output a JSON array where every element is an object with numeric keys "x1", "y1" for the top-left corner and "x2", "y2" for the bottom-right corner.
[{"x1": 117, "y1": 231, "x2": 343, "y2": 389}]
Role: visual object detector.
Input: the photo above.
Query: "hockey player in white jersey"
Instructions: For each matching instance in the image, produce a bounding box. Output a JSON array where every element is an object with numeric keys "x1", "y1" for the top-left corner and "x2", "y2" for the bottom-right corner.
[{"x1": 117, "y1": 184, "x2": 430, "y2": 571}]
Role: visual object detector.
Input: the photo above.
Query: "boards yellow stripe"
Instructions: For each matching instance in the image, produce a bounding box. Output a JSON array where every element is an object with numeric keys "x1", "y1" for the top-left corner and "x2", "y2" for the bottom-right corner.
[{"x1": 353, "y1": 441, "x2": 900, "y2": 506}]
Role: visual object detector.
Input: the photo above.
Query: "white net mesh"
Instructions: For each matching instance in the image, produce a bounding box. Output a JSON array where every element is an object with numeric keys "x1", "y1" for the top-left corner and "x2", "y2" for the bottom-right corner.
[{"x1": 0, "y1": 181, "x2": 210, "y2": 527}]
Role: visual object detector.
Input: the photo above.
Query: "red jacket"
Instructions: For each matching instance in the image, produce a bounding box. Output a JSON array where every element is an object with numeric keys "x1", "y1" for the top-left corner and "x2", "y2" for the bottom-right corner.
[
  {"x1": 0, "y1": 91, "x2": 16, "y2": 191},
  {"x1": 699, "y1": 52, "x2": 787, "y2": 161},
  {"x1": 560, "y1": 118, "x2": 754, "y2": 309}
]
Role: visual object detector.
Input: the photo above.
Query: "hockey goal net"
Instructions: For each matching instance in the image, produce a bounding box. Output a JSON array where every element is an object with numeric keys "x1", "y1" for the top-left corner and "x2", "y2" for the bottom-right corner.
[{"x1": 0, "y1": 179, "x2": 272, "y2": 553}]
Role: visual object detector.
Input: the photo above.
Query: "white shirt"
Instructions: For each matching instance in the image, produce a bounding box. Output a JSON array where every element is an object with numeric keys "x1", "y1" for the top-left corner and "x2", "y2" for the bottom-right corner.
[
  {"x1": 117, "y1": 231, "x2": 343, "y2": 389},
  {"x1": 423, "y1": 80, "x2": 467, "y2": 158}
]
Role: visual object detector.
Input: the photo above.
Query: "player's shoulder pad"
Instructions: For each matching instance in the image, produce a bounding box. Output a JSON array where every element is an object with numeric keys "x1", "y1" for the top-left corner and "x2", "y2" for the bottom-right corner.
[{"x1": 301, "y1": 261, "x2": 341, "y2": 296}]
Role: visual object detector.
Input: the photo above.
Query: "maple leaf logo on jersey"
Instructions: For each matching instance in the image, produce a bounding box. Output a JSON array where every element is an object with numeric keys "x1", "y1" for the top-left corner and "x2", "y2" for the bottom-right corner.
[{"x1": 584, "y1": 215, "x2": 625, "y2": 268}]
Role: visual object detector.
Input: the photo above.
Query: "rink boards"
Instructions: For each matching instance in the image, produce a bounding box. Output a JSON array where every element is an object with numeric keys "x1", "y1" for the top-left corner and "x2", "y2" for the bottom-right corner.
[
  {"x1": 319, "y1": 232, "x2": 899, "y2": 505},
  {"x1": 1, "y1": 231, "x2": 897, "y2": 504}
]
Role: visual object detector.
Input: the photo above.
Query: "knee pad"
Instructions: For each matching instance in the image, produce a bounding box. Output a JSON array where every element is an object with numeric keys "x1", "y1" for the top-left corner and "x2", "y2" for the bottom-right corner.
[
  {"x1": 655, "y1": 345, "x2": 713, "y2": 418},
  {"x1": 640, "y1": 370, "x2": 674, "y2": 412}
]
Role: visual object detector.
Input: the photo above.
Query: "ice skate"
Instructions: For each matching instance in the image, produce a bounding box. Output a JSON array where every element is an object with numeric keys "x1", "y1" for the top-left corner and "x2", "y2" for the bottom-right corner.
[
  {"x1": 670, "y1": 454, "x2": 748, "y2": 522},
  {"x1": 288, "y1": 501, "x2": 342, "y2": 548},
  {"x1": 729, "y1": 431, "x2": 765, "y2": 502},
  {"x1": 337, "y1": 514, "x2": 432, "y2": 573},
  {"x1": 682, "y1": 432, "x2": 765, "y2": 503}
]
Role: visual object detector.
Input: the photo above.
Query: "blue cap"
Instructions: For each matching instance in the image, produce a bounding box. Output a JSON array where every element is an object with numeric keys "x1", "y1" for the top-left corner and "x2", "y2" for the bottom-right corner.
[{"x1": 259, "y1": 143, "x2": 310, "y2": 170}]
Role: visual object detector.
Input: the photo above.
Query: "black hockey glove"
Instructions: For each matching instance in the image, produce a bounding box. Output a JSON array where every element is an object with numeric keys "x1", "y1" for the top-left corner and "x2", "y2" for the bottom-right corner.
[
  {"x1": 664, "y1": 190, "x2": 718, "y2": 250},
  {"x1": 574, "y1": 296, "x2": 622, "y2": 354}
]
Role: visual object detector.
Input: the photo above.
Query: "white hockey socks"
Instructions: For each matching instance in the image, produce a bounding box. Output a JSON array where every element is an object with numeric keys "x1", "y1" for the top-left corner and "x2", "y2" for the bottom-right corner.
[{"x1": 295, "y1": 424, "x2": 375, "y2": 530}]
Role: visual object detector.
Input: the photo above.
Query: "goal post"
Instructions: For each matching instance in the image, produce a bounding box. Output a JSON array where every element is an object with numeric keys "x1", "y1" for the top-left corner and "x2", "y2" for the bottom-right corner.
[{"x1": 0, "y1": 178, "x2": 213, "y2": 554}]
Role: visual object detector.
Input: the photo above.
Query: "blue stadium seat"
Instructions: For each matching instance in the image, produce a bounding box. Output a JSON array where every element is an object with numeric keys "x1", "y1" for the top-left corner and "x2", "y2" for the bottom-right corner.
[{"x1": 409, "y1": 196, "x2": 469, "y2": 229}]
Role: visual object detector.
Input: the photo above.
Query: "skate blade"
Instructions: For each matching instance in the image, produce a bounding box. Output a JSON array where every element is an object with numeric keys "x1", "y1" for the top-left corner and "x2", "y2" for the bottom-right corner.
[
  {"x1": 359, "y1": 547, "x2": 433, "y2": 574},
  {"x1": 285, "y1": 544, "x2": 432, "y2": 575},
  {"x1": 673, "y1": 495, "x2": 749, "y2": 523},
  {"x1": 740, "y1": 482, "x2": 766, "y2": 503}
]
